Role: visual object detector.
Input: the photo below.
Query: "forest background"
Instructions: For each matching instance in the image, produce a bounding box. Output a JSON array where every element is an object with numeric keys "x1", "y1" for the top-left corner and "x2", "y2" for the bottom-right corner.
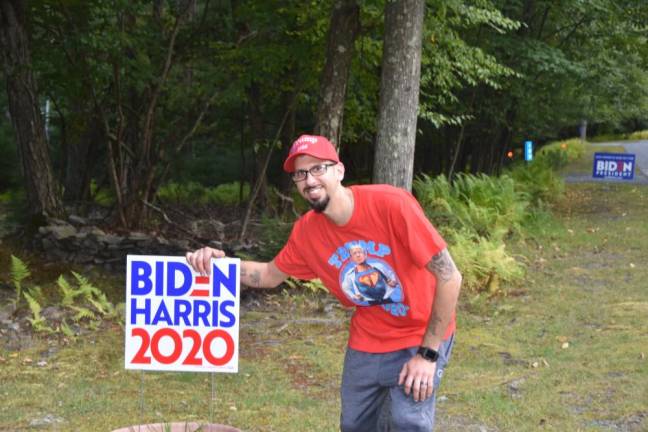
[{"x1": 1, "y1": 0, "x2": 647, "y2": 230}]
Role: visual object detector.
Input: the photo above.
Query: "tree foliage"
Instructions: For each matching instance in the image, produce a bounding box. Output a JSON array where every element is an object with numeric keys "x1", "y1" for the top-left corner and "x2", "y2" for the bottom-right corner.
[{"x1": 0, "y1": 0, "x2": 645, "y2": 228}]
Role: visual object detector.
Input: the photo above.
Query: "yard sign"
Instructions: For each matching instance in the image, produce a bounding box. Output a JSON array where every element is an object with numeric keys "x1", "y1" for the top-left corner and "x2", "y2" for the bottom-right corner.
[
  {"x1": 592, "y1": 153, "x2": 635, "y2": 180},
  {"x1": 125, "y1": 255, "x2": 240, "y2": 373}
]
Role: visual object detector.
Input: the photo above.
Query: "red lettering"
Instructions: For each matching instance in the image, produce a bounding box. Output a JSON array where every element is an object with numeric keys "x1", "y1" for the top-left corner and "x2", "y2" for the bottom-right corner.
[
  {"x1": 182, "y1": 329, "x2": 202, "y2": 365},
  {"x1": 131, "y1": 328, "x2": 152, "y2": 364},
  {"x1": 203, "y1": 330, "x2": 235, "y2": 366},
  {"x1": 150, "y1": 328, "x2": 182, "y2": 364}
]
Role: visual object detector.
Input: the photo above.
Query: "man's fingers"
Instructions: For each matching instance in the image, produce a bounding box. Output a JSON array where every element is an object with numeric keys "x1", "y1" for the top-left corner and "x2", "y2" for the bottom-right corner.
[
  {"x1": 202, "y1": 249, "x2": 212, "y2": 275},
  {"x1": 398, "y1": 365, "x2": 408, "y2": 387},
  {"x1": 186, "y1": 247, "x2": 226, "y2": 275},
  {"x1": 425, "y1": 380, "x2": 434, "y2": 399}
]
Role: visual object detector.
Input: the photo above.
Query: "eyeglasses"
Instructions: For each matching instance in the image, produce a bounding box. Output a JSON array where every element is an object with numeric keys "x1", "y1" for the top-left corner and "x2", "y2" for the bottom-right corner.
[{"x1": 291, "y1": 163, "x2": 337, "y2": 182}]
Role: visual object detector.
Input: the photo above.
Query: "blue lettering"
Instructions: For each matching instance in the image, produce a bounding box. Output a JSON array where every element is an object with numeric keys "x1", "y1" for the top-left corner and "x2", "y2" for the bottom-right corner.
[
  {"x1": 167, "y1": 262, "x2": 192, "y2": 296},
  {"x1": 328, "y1": 254, "x2": 343, "y2": 269},
  {"x1": 381, "y1": 302, "x2": 409, "y2": 317},
  {"x1": 336, "y1": 246, "x2": 350, "y2": 262},
  {"x1": 152, "y1": 301, "x2": 172, "y2": 325},
  {"x1": 192, "y1": 300, "x2": 211, "y2": 326},
  {"x1": 376, "y1": 243, "x2": 391, "y2": 257},
  {"x1": 219, "y1": 300, "x2": 236, "y2": 328},
  {"x1": 364, "y1": 240, "x2": 376, "y2": 254},
  {"x1": 155, "y1": 261, "x2": 164, "y2": 296},
  {"x1": 340, "y1": 240, "x2": 391, "y2": 258},
  {"x1": 173, "y1": 300, "x2": 191, "y2": 326},
  {"x1": 131, "y1": 261, "x2": 152, "y2": 295},
  {"x1": 212, "y1": 263, "x2": 237, "y2": 297},
  {"x1": 130, "y1": 298, "x2": 151, "y2": 324}
]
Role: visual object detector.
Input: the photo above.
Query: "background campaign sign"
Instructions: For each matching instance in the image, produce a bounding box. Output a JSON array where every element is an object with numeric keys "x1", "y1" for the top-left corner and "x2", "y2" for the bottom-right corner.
[
  {"x1": 125, "y1": 255, "x2": 240, "y2": 373},
  {"x1": 592, "y1": 153, "x2": 635, "y2": 180}
]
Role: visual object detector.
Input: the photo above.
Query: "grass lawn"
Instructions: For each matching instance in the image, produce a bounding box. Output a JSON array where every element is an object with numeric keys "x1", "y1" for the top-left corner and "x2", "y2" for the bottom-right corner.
[{"x1": 1, "y1": 147, "x2": 647, "y2": 431}]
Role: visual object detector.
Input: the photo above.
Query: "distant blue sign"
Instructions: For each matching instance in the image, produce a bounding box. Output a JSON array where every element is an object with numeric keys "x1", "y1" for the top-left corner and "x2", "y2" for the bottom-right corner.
[
  {"x1": 524, "y1": 141, "x2": 533, "y2": 162},
  {"x1": 592, "y1": 153, "x2": 635, "y2": 180}
]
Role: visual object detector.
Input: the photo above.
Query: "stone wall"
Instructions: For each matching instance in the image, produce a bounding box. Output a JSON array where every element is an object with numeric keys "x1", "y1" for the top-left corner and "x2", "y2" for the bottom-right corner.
[{"x1": 34, "y1": 216, "x2": 224, "y2": 270}]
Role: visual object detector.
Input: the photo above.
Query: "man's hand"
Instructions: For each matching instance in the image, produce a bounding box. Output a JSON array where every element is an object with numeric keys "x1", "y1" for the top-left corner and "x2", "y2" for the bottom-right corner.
[
  {"x1": 185, "y1": 247, "x2": 226, "y2": 275},
  {"x1": 398, "y1": 354, "x2": 437, "y2": 402}
]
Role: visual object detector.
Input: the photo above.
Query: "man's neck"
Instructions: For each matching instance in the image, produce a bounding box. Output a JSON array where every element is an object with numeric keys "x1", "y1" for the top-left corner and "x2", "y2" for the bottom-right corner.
[{"x1": 324, "y1": 186, "x2": 354, "y2": 226}]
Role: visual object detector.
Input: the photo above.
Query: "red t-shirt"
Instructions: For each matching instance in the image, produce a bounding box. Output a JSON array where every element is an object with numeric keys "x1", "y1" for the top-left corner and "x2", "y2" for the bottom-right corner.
[{"x1": 274, "y1": 184, "x2": 456, "y2": 353}]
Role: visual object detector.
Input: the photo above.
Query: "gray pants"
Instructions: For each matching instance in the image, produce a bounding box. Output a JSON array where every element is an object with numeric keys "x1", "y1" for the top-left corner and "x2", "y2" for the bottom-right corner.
[{"x1": 340, "y1": 334, "x2": 455, "y2": 432}]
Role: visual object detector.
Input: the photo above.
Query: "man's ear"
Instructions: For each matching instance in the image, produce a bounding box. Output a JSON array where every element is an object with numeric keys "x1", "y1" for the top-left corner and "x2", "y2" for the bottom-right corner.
[{"x1": 336, "y1": 162, "x2": 345, "y2": 181}]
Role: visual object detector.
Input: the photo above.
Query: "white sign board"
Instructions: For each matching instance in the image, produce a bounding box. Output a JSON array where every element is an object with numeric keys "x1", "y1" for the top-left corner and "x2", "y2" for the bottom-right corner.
[{"x1": 125, "y1": 255, "x2": 240, "y2": 373}]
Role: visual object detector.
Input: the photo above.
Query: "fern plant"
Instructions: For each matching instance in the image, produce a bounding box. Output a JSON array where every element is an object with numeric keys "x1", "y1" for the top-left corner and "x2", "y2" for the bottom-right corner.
[
  {"x1": 10, "y1": 255, "x2": 30, "y2": 303},
  {"x1": 23, "y1": 291, "x2": 54, "y2": 333}
]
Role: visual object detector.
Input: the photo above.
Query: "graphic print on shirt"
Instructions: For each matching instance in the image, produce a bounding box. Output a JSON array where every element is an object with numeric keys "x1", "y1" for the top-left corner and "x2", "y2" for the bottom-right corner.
[{"x1": 331, "y1": 240, "x2": 409, "y2": 317}]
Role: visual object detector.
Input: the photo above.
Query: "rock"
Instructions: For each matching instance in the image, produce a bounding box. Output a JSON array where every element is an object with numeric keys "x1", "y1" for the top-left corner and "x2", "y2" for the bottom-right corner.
[
  {"x1": 128, "y1": 231, "x2": 151, "y2": 242},
  {"x1": 68, "y1": 214, "x2": 88, "y2": 226},
  {"x1": 47, "y1": 224, "x2": 77, "y2": 240},
  {"x1": 29, "y1": 414, "x2": 65, "y2": 427},
  {"x1": 47, "y1": 217, "x2": 69, "y2": 226},
  {"x1": 191, "y1": 219, "x2": 226, "y2": 239},
  {"x1": 0, "y1": 303, "x2": 16, "y2": 322},
  {"x1": 41, "y1": 306, "x2": 65, "y2": 321},
  {"x1": 506, "y1": 378, "x2": 525, "y2": 399},
  {"x1": 100, "y1": 233, "x2": 123, "y2": 245},
  {"x1": 81, "y1": 226, "x2": 106, "y2": 237}
]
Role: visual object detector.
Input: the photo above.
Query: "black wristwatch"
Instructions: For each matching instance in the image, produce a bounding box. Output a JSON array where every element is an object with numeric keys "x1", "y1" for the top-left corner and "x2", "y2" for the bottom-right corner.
[{"x1": 417, "y1": 346, "x2": 439, "y2": 362}]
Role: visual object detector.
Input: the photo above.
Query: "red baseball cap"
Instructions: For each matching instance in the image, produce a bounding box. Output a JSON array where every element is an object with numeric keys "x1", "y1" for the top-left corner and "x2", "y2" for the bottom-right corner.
[{"x1": 283, "y1": 134, "x2": 339, "y2": 172}]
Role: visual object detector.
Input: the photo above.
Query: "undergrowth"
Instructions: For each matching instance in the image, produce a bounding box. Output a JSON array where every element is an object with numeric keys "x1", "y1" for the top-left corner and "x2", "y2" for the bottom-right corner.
[
  {"x1": 9, "y1": 255, "x2": 121, "y2": 335},
  {"x1": 413, "y1": 137, "x2": 585, "y2": 293}
]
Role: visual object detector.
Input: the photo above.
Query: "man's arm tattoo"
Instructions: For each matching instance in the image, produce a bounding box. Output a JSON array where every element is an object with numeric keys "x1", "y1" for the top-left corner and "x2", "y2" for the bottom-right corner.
[
  {"x1": 427, "y1": 249, "x2": 457, "y2": 283},
  {"x1": 249, "y1": 270, "x2": 261, "y2": 287},
  {"x1": 241, "y1": 267, "x2": 261, "y2": 287}
]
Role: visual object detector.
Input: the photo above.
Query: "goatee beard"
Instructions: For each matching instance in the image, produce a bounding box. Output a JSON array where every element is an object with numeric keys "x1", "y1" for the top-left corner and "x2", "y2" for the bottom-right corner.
[{"x1": 309, "y1": 196, "x2": 330, "y2": 213}]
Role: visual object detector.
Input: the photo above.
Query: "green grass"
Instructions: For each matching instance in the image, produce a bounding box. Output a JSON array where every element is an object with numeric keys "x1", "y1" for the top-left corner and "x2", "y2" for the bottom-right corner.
[
  {"x1": 2, "y1": 154, "x2": 648, "y2": 430},
  {"x1": 442, "y1": 182, "x2": 648, "y2": 430},
  {"x1": 560, "y1": 143, "x2": 626, "y2": 176}
]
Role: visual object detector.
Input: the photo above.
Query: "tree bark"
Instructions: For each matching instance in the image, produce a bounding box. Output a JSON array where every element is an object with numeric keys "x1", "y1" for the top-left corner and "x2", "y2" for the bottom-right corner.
[
  {"x1": 63, "y1": 109, "x2": 101, "y2": 203},
  {"x1": 373, "y1": 0, "x2": 425, "y2": 191},
  {"x1": 314, "y1": 0, "x2": 360, "y2": 148},
  {"x1": 247, "y1": 82, "x2": 267, "y2": 211},
  {"x1": 0, "y1": 0, "x2": 65, "y2": 219}
]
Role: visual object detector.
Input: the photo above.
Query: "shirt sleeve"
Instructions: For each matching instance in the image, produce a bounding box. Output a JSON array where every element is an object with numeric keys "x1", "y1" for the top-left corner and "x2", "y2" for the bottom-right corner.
[
  {"x1": 273, "y1": 219, "x2": 318, "y2": 280},
  {"x1": 389, "y1": 191, "x2": 447, "y2": 268}
]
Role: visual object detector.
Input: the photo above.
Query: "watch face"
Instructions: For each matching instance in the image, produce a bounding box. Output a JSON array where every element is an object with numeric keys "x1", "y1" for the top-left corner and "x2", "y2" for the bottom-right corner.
[{"x1": 418, "y1": 347, "x2": 439, "y2": 361}]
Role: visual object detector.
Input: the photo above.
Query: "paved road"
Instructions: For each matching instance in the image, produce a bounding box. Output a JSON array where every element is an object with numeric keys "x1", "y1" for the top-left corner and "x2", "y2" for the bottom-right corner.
[
  {"x1": 617, "y1": 140, "x2": 648, "y2": 177},
  {"x1": 566, "y1": 139, "x2": 648, "y2": 184}
]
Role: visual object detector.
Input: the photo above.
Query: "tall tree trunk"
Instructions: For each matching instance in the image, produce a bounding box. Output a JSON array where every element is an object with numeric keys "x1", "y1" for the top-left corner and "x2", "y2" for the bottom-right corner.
[
  {"x1": 314, "y1": 0, "x2": 360, "y2": 148},
  {"x1": 0, "y1": 0, "x2": 65, "y2": 219},
  {"x1": 247, "y1": 82, "x2": 267, "y2": 210},
  {"x1": 63, "y1": 111, "x2": 101, "y2": 203},
  {"x1": 373, "y1": 0, "x2": 425, "y2": 191}
]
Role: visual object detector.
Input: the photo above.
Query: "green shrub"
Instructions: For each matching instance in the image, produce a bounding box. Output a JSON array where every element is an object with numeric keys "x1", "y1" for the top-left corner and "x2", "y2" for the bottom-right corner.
[
  {"x1": 535, "y1": 138, "x2": 586, "y2": 169},
  {"x1": 414, "y1": 172, "x2": 540, "y2": 293},
  {"x1": 206, "y1": 182, "x2": 250, "y2": 206},
  {"x1": 90, "y1": 179, "x2": 115, "y2": 207},
  {"x1": 628, "y1": 130, "x2": 648, "y2": 140},
  {"x1": 157, "y1": 181, "x2": 208, "y2": 205},
  {"x1": 414, "y1": 173, "x2": 529, "y2": 243},
  {"x1": 449, "y1": 229, "x2": 525, "y2": 292},
  {"x1": 157, "y1": 181, "x2": 250, "y2": 206},
  {"x1": 508, "y1": 159, "x2": 564, "y2": 206}
]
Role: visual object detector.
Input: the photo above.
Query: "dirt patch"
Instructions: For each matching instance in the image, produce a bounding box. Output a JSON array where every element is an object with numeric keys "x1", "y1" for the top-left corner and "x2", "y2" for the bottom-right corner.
[{"x1": 589, "y1": 412, "x2": 648, "y2": 432}]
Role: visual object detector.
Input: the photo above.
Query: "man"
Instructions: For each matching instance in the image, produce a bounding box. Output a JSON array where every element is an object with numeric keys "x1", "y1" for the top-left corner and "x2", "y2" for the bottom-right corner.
[{"x1": 186, "y1": 134, "x2": 462, "y2": 431}]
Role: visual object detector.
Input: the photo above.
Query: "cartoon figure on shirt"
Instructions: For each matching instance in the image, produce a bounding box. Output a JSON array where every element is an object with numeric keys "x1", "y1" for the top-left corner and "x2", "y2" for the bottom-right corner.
[{"x1": 341, "y1": 244, "x2": 403, "y2": 306}]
